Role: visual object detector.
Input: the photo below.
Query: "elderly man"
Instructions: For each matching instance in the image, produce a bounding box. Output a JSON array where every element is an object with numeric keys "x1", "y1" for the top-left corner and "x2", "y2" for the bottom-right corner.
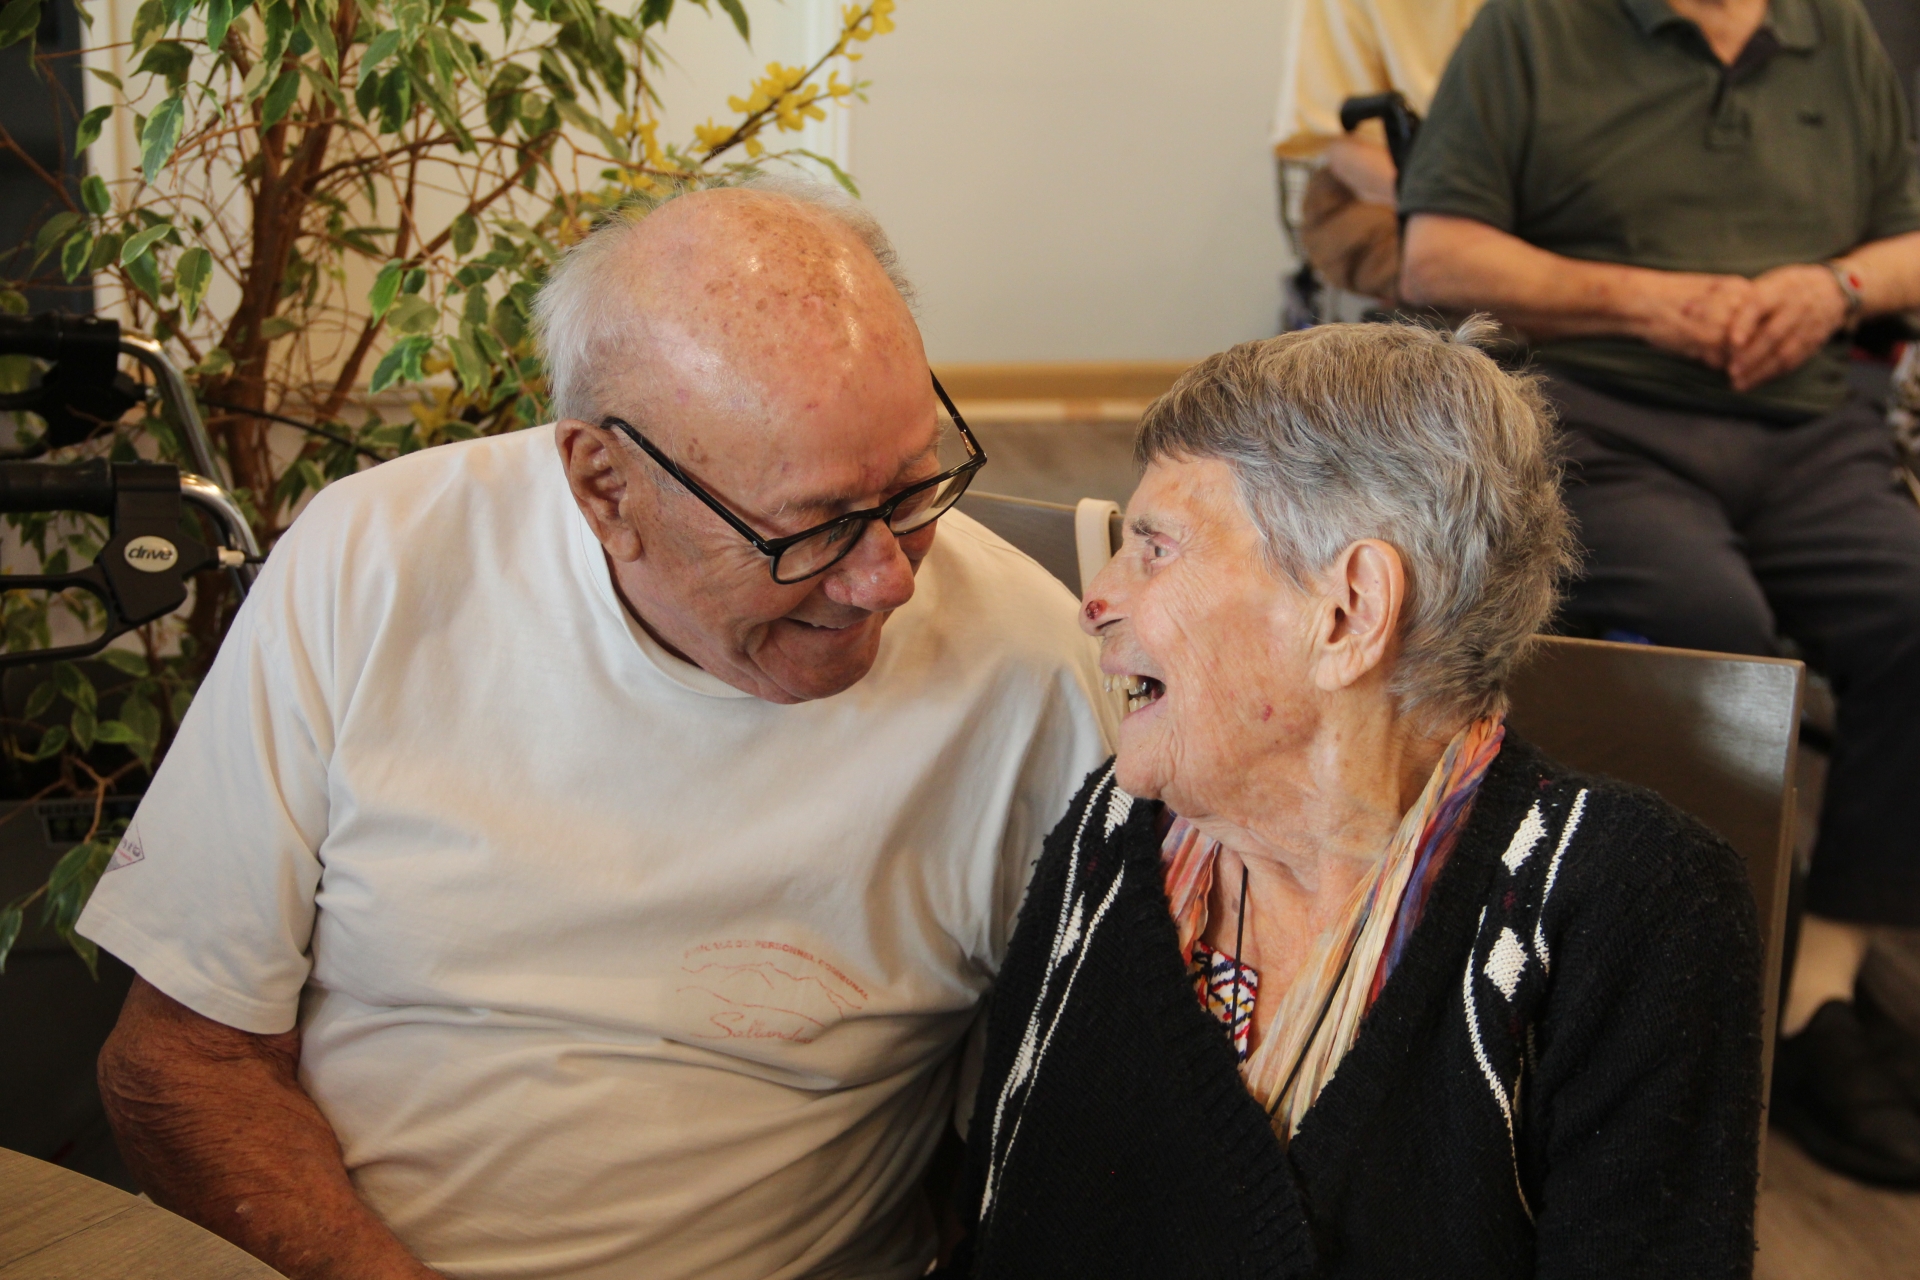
[
  {"x1": 1399, "y1": 0, "x2": 1920, "y2": 1185},
  {"x1": 75, "y1": 182, "x2": 1111, "y2": 1279}
]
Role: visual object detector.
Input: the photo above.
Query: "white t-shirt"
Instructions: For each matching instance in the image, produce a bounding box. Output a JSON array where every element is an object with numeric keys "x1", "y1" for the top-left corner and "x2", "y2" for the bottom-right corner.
[{"x1": 78, "y1": 425, "x2": 1111, "y2": 1280}]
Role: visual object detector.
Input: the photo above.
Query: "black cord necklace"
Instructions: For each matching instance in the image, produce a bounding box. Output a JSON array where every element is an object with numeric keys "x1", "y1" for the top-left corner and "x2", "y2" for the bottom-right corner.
[{"x1": 1229, "y1": 862, "x2": 1250, "y2": 1057}]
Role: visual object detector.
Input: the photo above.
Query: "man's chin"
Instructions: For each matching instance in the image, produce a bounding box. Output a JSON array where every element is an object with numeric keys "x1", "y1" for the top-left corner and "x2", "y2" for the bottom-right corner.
[{"x1": 755, "y1": 614, "x2": 888, "y2": 701}]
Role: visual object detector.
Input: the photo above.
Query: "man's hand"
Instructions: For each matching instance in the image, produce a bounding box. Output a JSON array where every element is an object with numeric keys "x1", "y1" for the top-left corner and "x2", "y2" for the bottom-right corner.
[
  {"x1": 1625, "y1": 271, "x2": 1757, "y2": 368},
  {"x1": 99, "y1": 978, "x2": 440, "y2": 1280},
  {"x1": 1723, "y1": 263, "x2": 1851, "y2": 392}
]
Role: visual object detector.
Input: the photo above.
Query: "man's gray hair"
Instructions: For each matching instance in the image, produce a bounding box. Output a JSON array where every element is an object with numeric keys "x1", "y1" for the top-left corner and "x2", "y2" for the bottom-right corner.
[
  {"x1": 534, "y1": 174, "x2": 915, "y2": 425},
  {"x1": 1136, "y1": 319, "x2": 1576, "y2": 728}
]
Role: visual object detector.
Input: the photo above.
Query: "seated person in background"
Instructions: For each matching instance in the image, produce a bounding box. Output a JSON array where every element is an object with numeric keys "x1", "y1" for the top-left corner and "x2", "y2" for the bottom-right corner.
[
  {"x1": 1271, "y1": 0, "x2": 1485, "y2": 303},
  {"x1": 950, "y1": 322, "x2": 1762, "y2": 1280},
  {"x1": 1398, "y1": 0, "x2": 1920, "y2": 1186},
  {"x1": 75, "y1": 181, "x2": 1112, "y2": 1280}
]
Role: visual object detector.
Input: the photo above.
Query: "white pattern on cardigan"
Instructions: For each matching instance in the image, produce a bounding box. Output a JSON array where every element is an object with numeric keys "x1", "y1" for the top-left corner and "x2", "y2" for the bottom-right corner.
[{"x1": 982, "y1": 766, "x2": 1130, "y2": 1216}]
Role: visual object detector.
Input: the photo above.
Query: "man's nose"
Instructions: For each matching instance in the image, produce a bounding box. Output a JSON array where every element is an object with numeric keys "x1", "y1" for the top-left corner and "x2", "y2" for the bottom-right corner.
[{"x1": 823, "y1": 520, "x2": 917, "y2": 612}]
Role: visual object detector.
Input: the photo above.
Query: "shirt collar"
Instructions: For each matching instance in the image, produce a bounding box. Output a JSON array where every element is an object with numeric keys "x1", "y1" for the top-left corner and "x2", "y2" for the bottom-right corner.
[{"x1": 1619, "y1": 0, "x2": 1819, "y2": 51}]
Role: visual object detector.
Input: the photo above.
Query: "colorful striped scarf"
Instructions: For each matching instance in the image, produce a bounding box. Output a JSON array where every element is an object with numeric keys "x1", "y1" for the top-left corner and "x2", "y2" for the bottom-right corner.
[{"x1": 1161, "y1": 716, "x2": 1506, "y2": 1137}]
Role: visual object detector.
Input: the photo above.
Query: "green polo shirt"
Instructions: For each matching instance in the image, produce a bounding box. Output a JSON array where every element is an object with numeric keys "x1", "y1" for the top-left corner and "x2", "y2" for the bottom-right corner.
[{"x1": 1400, "y1": 0, "x2": 1920, "y2": 421}]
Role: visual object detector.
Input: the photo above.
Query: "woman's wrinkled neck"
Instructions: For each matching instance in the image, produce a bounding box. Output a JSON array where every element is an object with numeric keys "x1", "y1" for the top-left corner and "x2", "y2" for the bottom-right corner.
[{"x1": 1182, "y1": 683, "x2": 1458, "y2": 893}]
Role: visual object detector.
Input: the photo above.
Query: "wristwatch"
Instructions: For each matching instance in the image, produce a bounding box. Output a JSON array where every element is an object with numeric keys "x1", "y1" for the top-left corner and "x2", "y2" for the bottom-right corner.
[{"x1": 1822, "y1": 259, "x2": 1866, "y2": 327}]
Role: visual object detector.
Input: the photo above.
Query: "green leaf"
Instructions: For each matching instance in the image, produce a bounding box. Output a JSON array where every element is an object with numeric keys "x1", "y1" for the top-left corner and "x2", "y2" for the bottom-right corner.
[
  {"x1": 60, "y1": 229, "x2": 93, "y2": 282},
  {"x1": 261, "y1": 67, "x2": 301, "y2": 128},
  {"x1": 88, "y1": 230, "x2": 123, "y2": 272},
  {"x1": 33, "y1": 210, "x2": 83, "y2": 266},
  {"x1": 55, "y1": 662, "x2": 96, "y2": 714},
  {"x1": 401, "y1": 266, "x2": 426, "y2": 294},
  {"x1": 69, "y1": 705, "x2": 95, "y2": 751},
  {"x1": 140, "y1": 93, "x2": 185, "y2": 184},
  {"x1": 385, "y1": 292, "x2": 437, "y2": 335},
  {"x1": 31, "y1": 723, "x2": 68, "y2": 761},
  {"x1": 22, "y1": 678, "x2": 55, "y2": 720},
  {"x1": 368, "y1": 333, "x2": 430, "y2": 391},
  {"x1": 88, "y1": 67, "x2": 123, "y2": 91},
  {"x1": 792, "y1": 148, "x2": 860, "y2": 198},
  {"x1": 450, "y1": 211, "x2": 477, "y2": 257},
  {"x1": 555, "y1": 98, "x2": 625, "y2": 161},
  {"x1": 362, "y1": 26, "x2": 400, "y2": 69},
  {"x1": 94, "y1": 718, "x2": 139, "y2": 744},
  {"x1": 129, "y1": 0, "x2": 166, "y2": 50},
  {"x1": 120, "y1": 691, "x2": 161, "y2": 754},
  {"x1": 74, "y1": 105, "x2": 112, "y2": 155},
  {"x1": 376, "y1": 63, "x2": 412, "y2": 133},
  {"x1": 79, "y1": 174, "x2": 110, "y2": 216},
  {"x1": 191, "y1": 346, "x2": 233, "y2": 376},
  {"x1": 135, "y1": 39, "x2": 192, "y2": 92},
  {"x1": 0, "y1": 904, "x2": 21, "y2": 975},
  {"x1": 369, "y1": 259, "x2": 402, "y2": 320},
  {"x1": 298, "y1": 2, "x2": 337, "y2": 71},
  {"x1": 175, "y1": 245, "x2": 211, "y2": 321},
  {"x1": 260, "y1": 315, "x2": 299, "y2": 339},
  {"x1": 639, "y1": 0, "x2": 671, "y2": 25},
  {"x1": 390, "y1": 0, "x2": 426, "y2": 41},
  {"x1": 124, "y1": 248, "x2": 161, "y2": 300},
  {"x1": 0, "y1": 0, "x2": 41, "y2": 49},
  {"x1": 120, "y1": 221, "x2": 171, "y2": 266},
  {"x1": 98, "y1": 648, "x2": 149, "y2": 677},
  {"x1": 449, "y1": 331, "x2": 489, "y2": 395},
  {"x1": 0, "y1": 289, "x2": 25, "y2": 316},
  {"x1": 713, "y1": 0, "x2": 747, "y2": 41},
  {"x1": 203, "y1": 0, "x2": 234, "y2": 49}
]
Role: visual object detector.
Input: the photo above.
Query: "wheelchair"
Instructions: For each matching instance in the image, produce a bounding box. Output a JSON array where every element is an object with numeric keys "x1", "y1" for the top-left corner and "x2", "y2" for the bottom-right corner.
[{"x1": 0, "y1": 313, "x2": 259, "y2": 667}]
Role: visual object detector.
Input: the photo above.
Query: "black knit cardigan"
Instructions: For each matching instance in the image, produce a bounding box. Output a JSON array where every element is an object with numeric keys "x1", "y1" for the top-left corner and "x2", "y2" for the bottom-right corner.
[{"x1": 949, "y1": 736, "x2": 1762, "y2": 1280}]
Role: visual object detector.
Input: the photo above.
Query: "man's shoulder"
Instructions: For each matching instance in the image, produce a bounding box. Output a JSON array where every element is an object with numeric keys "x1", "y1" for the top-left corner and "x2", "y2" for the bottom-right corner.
[
  {"x1": 273, "y1": 425, "x2": 563, "y2": 567},
  {"x1": 908, "y1": 510, "x2": 1100, "y2": 673}
]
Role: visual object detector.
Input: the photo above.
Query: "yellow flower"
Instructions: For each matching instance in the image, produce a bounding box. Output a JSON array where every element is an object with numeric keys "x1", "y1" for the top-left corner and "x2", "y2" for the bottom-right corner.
[
  {"x1": 693, "y1": 119, "x2": 734, "y2": 152},
  {"x1": 827, "y1": 71, "x2": 854, "y2": 98},
  {"x1": 636, "y1": 117, "x2": 664, "y2": 166},
  {"x1": 870, "y1": 0, "x2": 895, "y2": 35},
  {"x1": 744, "y1": 135, "x2": 765, "y2": 158}
]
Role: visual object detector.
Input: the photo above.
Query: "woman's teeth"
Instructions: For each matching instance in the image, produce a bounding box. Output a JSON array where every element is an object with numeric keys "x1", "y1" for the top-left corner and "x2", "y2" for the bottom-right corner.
[{"x1": 1103, "y1": 675, "x2": 1164, "y2": 712}]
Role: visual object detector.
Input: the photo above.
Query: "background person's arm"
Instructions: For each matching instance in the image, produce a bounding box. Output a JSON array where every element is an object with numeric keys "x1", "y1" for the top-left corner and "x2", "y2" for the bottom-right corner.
[
  {"x1": 1399, "y1": 213, "x2": 1755, "y2": 366},
  {"x1": 99, "y1": 978, "x2": 439, "y2": 1280},
  {"x1": 1723, "y1": 231, "x2": 1920, "y2": 391}
]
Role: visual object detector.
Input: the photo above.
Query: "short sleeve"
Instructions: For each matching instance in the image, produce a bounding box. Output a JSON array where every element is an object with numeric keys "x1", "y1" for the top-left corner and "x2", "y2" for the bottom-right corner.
[
  {"x1": 1397, "y1": 0, "x2": 1533, "y2": 232},
  {"x1": 75, "y1": 537, "x2": 337, "y2": 1036},
  {"x1": 1272, "y1": 0, "x2": 1390, "y2": 159},
  {"x1": 1855, "y1": 15, "x2": 1920, "y2": 243}
]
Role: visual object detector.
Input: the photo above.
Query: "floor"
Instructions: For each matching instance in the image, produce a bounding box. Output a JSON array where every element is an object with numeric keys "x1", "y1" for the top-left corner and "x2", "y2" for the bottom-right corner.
[{"x1": 978, "y1": 413, "x2": 1920, "y2": 1280}]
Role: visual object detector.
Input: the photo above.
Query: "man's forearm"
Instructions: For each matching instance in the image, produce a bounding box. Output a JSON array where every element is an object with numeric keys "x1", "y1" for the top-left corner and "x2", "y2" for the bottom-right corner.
[
  {"x1": 1835, "y1": 230, "x2": 1920, "y2": 317},
  {"x1": 1399, "y1": 214, "x2": 1664, "y2": 340},
  {"x1": 99, "y1": 979, "x2": 438, "y2": 1280}
]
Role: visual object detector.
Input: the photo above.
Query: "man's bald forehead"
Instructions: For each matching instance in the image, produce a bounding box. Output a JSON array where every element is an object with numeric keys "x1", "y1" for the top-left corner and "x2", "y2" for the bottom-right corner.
[{"x1": 620, "y1": 189, "x2": 907, "y2": 329}]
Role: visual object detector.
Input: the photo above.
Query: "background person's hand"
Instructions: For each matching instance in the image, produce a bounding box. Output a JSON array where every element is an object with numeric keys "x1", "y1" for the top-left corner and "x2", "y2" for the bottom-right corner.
[
  {"x1": 1629, "y1": 271, "x2": 1756, "y2": 368},
  {"x1": 1724, "y1": 263, "x2": 1850, "y2": 391}
]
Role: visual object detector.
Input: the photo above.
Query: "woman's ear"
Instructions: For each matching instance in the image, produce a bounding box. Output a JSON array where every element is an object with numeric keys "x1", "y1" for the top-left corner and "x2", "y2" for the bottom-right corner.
[
  {"x1": 1310, "y1": 539, "x2": 1406, "y2": 693},
  {"x1": 556, "y1": 420, "x2": 644, "y2": 561}
]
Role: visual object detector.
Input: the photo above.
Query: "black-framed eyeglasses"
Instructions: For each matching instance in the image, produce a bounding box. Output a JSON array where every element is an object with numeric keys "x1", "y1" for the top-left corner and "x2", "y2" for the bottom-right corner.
[{"x1": 603, "y1": 373, "x2": 988, "y2": 585}]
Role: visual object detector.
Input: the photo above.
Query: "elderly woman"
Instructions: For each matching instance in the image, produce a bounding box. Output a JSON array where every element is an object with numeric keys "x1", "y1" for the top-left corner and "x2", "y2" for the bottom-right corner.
[{"x1": 951, "y1": 322, "x2": 1762, "y2": 1279}]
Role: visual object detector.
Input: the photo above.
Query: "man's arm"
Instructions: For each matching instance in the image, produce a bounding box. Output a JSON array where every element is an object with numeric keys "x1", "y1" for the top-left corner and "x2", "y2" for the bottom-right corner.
[
  {"x1": 99, "y1": 978, "x2": 438, "y2": 1280},
  {"x1": 1399, "y1": 213, "x2": 1755, "y2": 367},
  {"x1": 1724, "y1": 231, "x2": 1920, "y2": 391}
]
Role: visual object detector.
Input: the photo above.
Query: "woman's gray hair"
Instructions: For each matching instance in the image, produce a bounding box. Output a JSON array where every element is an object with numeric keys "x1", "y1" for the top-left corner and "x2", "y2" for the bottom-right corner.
[
  {"x1": 1136, "y1": 318, "x2": 1576, "y2": 728},
  {"x1": 534, "y1": 174, "x2": 914, "y2": 425}
]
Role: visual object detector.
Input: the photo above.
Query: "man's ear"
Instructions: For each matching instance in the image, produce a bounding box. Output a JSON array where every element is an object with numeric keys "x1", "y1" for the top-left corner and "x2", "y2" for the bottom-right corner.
[
  {"x1": 1310, "y1": 539, "x2": 1406, "y2": 693},
  {"x1": 555, "y1": 419, "x2": 643, "y2": 562}
]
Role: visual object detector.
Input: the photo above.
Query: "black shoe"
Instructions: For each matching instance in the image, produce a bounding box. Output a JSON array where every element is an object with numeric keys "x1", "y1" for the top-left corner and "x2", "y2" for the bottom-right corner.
[
  {"x1": 1856, "y1": 980, "x2": 1920, "y2": 1107},
  {"x1": 1773, "y1": 999, "x2": 1920, "y2": 1187}
]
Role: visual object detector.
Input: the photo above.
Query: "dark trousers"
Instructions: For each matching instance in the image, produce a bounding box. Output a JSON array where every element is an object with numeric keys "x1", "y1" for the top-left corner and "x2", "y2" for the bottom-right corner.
[{"x1": 1548, "y1": 373, "x2": 1920, "y2": 926}]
